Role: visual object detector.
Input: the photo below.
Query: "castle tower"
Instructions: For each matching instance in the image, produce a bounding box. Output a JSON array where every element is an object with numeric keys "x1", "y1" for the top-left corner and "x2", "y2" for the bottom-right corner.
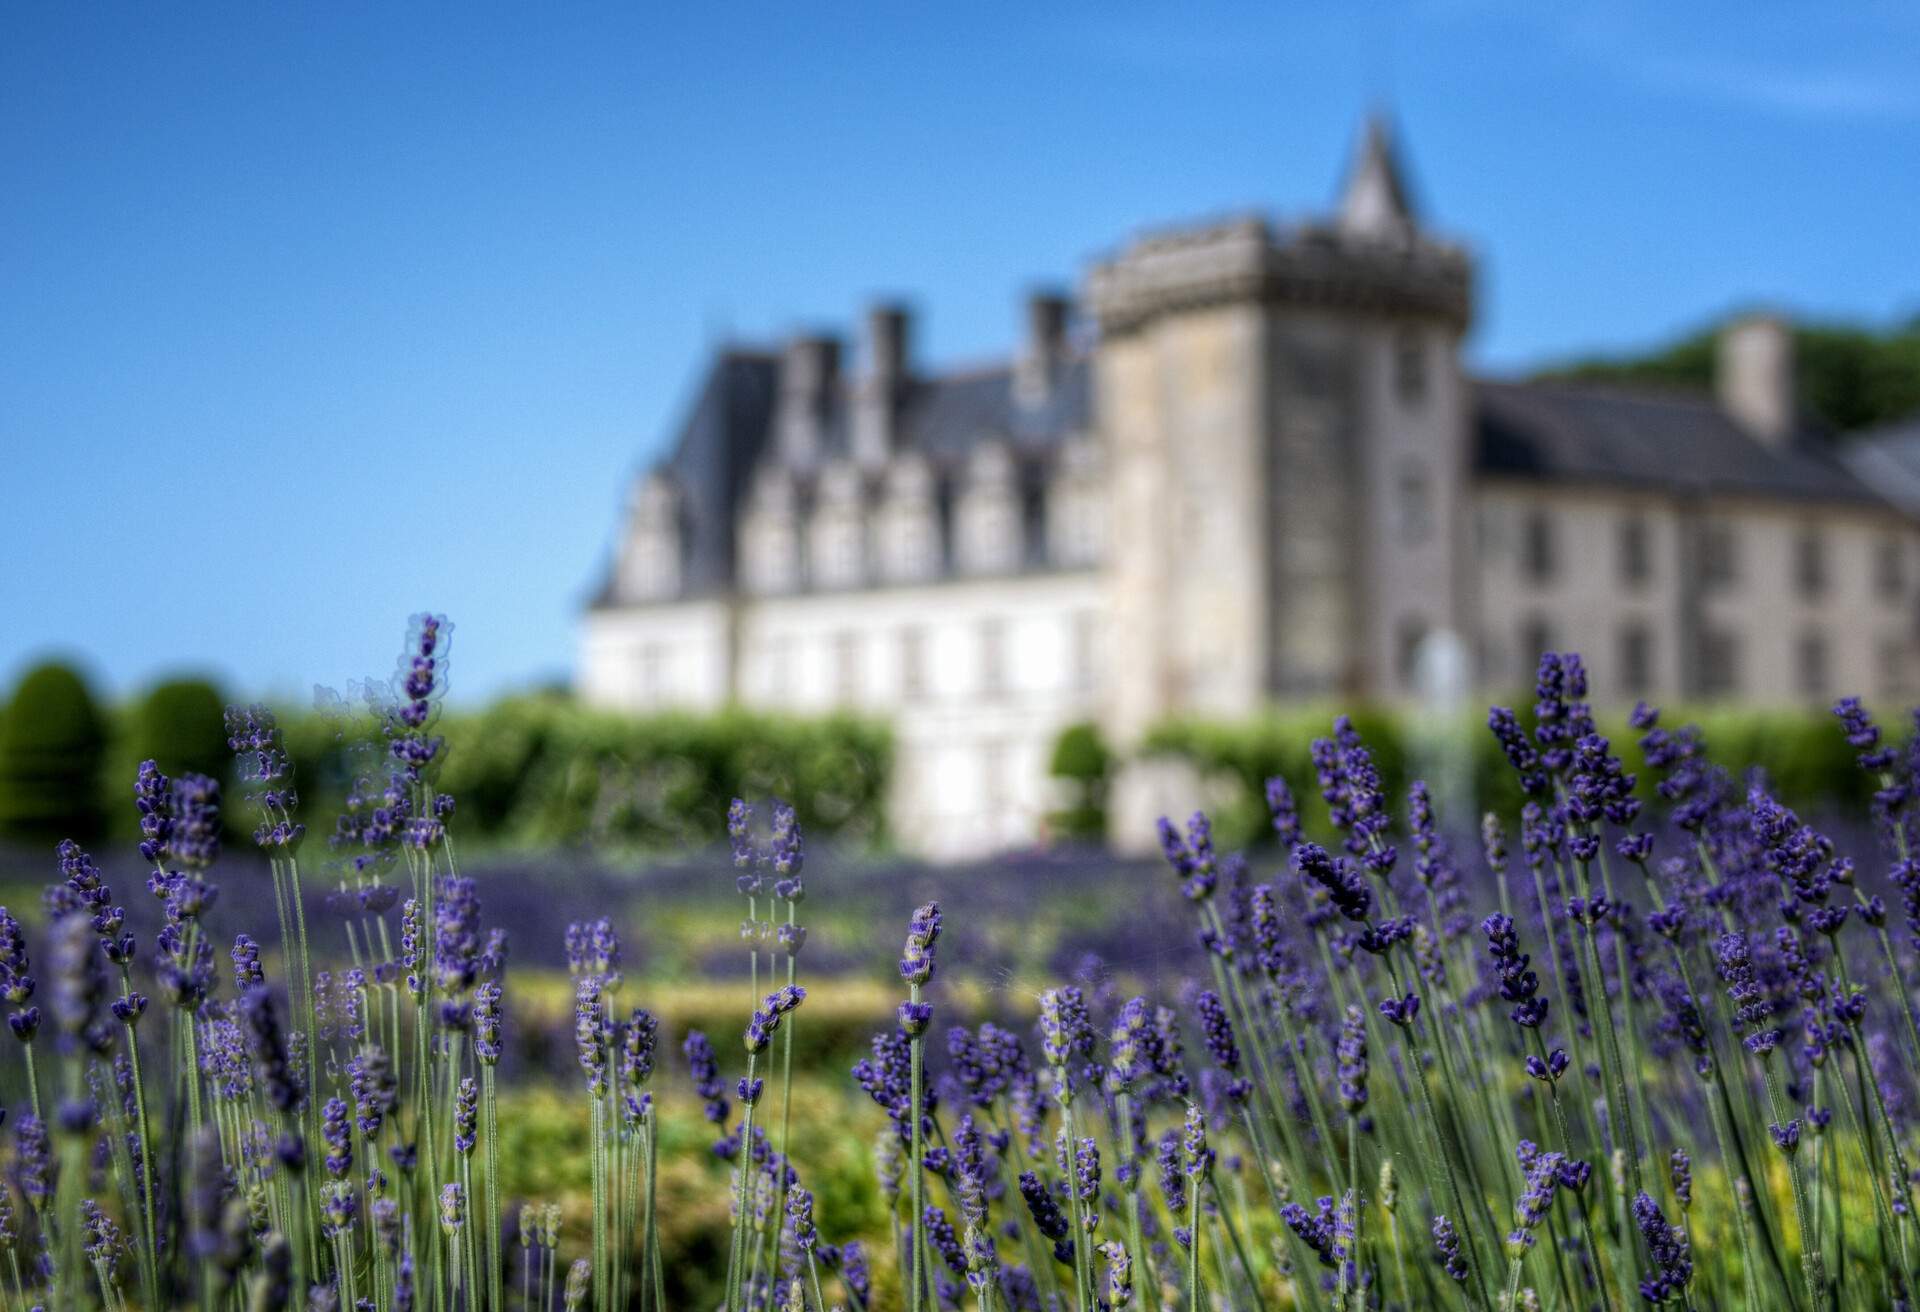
[{"x1": 1089, "y1": 115, "x2": 1476, "y2": 759}]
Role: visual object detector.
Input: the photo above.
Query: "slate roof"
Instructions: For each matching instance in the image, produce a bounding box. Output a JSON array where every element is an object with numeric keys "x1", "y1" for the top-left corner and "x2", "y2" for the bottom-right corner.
[
  {"x1": 1474, "y1": 380, "x2": 1893, "y2": 507},
  {"x1": 1839, "y1": 417, "x2": 1920, "y2": 517}
]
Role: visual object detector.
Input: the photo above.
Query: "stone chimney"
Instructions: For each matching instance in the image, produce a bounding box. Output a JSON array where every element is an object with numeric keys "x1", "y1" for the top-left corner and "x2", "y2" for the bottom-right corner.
[
  {"x1": 776, "y1": 333, "x2": 841, "y2": 467},
  {"x1": 1716, "y1": 313, "x2": 1796, "y2": 447},
  {"x1": 1015, "y1": 291, "x2": 1072, "y2": 406},
  {"x1": 852, "y1": 302, "x2": 912, "y2": 466}
]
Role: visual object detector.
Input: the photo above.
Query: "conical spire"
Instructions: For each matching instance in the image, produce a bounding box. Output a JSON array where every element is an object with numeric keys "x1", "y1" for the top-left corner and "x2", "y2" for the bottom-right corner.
[{"x1": 1337, "y1": 113, "x2": 1417, "y2": 240}]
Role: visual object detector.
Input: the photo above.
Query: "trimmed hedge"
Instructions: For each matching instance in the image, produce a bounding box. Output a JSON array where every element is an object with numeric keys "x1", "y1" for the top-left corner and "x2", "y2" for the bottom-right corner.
[
  {"x1": 0, "y1": 660, "x2": 891, "y2": 854},
  {"x1": 1138, "y1": 700, "x2": 1878, "y2": 852},
  {"x1": 0, "y1": 661, "x2": 109, "y2": 841},
  {"x1": 276, "y1": 695, "x2": 891, "y2": 853}
]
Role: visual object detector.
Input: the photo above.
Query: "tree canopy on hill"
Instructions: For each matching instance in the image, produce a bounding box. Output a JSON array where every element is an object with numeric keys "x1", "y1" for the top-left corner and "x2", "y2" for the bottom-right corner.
[{"x1": 1533, "y1": 316, "x2": 1920, "y2": 436}]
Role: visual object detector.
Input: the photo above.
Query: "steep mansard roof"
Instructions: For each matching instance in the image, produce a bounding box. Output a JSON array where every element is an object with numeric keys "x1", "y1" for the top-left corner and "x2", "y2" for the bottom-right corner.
[
  {"x1": 1840, "y1": 415, "x2": 1920, "y2": 517},
  {"x1": 602, "y1": 352, "x2": 1899, "y2": 605},
  {"x1": 1476, "y1": 380, "x2": 1891, "y2": 507}
]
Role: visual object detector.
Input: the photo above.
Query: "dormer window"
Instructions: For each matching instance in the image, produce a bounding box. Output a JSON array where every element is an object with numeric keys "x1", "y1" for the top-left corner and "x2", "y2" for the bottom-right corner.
[{"x1": 620, "y1": 473, "x2": 685, "y2": 602}]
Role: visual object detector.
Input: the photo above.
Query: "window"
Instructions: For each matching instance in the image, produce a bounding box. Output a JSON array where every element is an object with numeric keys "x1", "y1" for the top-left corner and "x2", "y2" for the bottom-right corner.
[
  {"x1": 1395, "y1": 466, "x2": 1433, "y2": 546},
  {"x1": 1701, "y1": 523, "x2": 1738, "y2": 590},
  {"x1": 1698, "y1": 628, "x2": 1741, "y2": 699},
  {"x1": 979, "y1": 619, "x2": 1006, "y2": 697},
  {"x1": 1878, "y1": 536, "x2": 1907, "y2": 599},
  {"x1": 1522, "y1": 510, "x2": 1556, "y2": 584},
  {"x1": 900, "y1": 627, "x2": 927, "y2": 702},
  {"x1": 1397, "y1": 618, "x2": 1429, "y2": 691},
  {"x1": 1618, "y1": 624, "x2": 1652, "y2": 695},
  {"x1": 832, "y1": 632, "x2": 860, "y2": 706},
  {"x1": 1797, "y1": 631, "x2": 1828, "y2": 698},
  {"x1": 1617, "y1": 516, "x2": 1651, "y2": 587},
  {"x1": 1519, "y1": 617, "x2": 1554, "y2": 671},
  {"x1": 1394, "y1": 329, "x2": 1427, "y2": 405},
  {"x1": 1021, "y1": 482, "x2": 1049, "y2": 568},
  {"x1": 1793, "y1": 530, "x2": 1826, "y2": 600},
  {"x1": 1880, "y1": 639, "x2": 1910, "y2": 700}
]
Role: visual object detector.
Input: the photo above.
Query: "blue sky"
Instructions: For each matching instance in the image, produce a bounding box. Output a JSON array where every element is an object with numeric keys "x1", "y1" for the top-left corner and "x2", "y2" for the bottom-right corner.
[{"x1": 4, "y1": 4, "x2": 1918, "y2": 705}]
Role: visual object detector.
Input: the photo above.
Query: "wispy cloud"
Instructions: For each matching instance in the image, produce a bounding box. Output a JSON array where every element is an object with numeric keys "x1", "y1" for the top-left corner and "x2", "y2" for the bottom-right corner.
[
  {"x1": 1418, "y1": 1, "x2": 1920, "y2": 122},
  {"x1": 1620, "y1": 48, "x2": 1919, "y2": 120}
]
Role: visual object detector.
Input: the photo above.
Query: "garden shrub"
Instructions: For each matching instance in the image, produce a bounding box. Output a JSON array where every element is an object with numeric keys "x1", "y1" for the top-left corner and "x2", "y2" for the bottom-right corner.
[
  {"x1": 1046, "y1": 720, "x2": 1110, "y2": 842},
  {"x1": 0, "y1": 660, "x2": 108, "y2": 841}
]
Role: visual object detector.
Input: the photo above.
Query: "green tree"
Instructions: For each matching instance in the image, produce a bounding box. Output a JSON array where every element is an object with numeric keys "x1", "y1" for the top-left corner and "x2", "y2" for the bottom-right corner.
[
  {"x1": 1535, "y1": 315, "x2": 1920, "y2": 435},
  {"x1": 0, "y1": 660, "x2": 109, "y2": 842},
  {"x1": 129, "y1": 676, "x2": 230, "y2": 782},
  {"x1": 1047, "y1": 720, "x2": 1112, "y2": 843}
]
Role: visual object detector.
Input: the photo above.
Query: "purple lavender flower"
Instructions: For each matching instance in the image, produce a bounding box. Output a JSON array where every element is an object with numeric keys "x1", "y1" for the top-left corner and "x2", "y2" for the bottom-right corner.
[
  {"x1": 854, "y1": 1027, "x2": 924, "y2": 1144},
  {"x1": 238, "y1": 984, "x2": 301, "y2": 1112},
  {"x1": 1194, "y1": 991, "x2": 1249, "y2": 1103},
  {"x1": 1296, "y1": 842, "x2": 1371, "y2": 923},
  {"x1": 1038, "y1": 985, "x2": 1100, "y2": 1100},
  {"x1": 51, "y1": 840, "x2": 134, "y2": 965},
  {"x1": 1281, "y1": 1195, "x2": 1346, "y2": 1270},
  {"x1": 1157, "y1": 811, "x2": 1219, "y2": 901},
  {"x1": 1312, "y1": 717, "x2": 1395, "y2": 873},
  {"x1": 769, "y1": 800, "x2": 804, "y2": 900},
  {"x1": 574, "y1": 978, "x2": 612, "y2": 1095},
  {"x1": 744, "y1": 985, "x2": 805, "y2": 1055},
  {"x1": 620, "y1": 1006, "x2": 657, "y2": 1090},
  {"x1": 225, "y1": 704, "x2": 306, "y2": 851},
  {"x1": 1018, "y1": 1170, "x2": 1073, "y2": 1264},
  {"x1": 1670, "y1": 1148, "x2": 1692, "y2": 1210},
  {"x1": 1337, "y1": 1006, "x2": 1368, "y2": 1114},
  {"x1": 135, "y1": 759, "x2": 175, "y2": 864},
  {"x1": 1716, "y1": 932, "x2": 1780, "y2": 1058},
  {"x1": 1154, "y1": 1128, "x2": 1187, "y2": 1218},
  {"x1": 1432, "y1": 1213, "x2": 1468, "y2": 1284},
  {"x1": 453, "y1": 1077, "x2": 478, "y2": 1155},
  {"x1": 439, "y1": 1181, "x2": 466, "y2": 1236},
  {"x1": 1266, "y1": 776, "x2": 1302, "y2": 850},
  {"x1": 0, "y1": 907, "x2": 38, "y2": 1043},
  {"x1": 1488, "y1": 706, "x2": 1546, "y2": 795},
  {"x1": 47, "y1": 910, "x2": 108, "y2": 1055},
  {"x1": 322, "y1": 1097, "x2": 353, "y2": 1177},
  {"x1": 685, "y1": 1029, "x2": 730, "y2": 1125},
  {"x1": 1507, "y1": 1140, "x2": 1579, "y2": 1254},
  {"x1": 473, "y1": 981, "x2": 504, "y2": 1065},
  {"x1": 171, "y1": 771, "x2": 222, "y2": 868},
  {"x1": 1181, "y1": 1101, "x2": 1213, "y2": 1180},
  {"x1": 349, "y1": 1045, "x2": 397, "y2": 1138},
  {"x1": 1483, "y1": 913, "x2": 1549, "y2": 1030},
  {"x1": 15, "y1": 1113, "x2": 51, "y2": 1206},
  {"x1": 837, "y1": 1240, "x2": 870, "y2": 1305},
  {"x1": 900, "y1": 901, "x2": 941, "y2": 986},
  {"x1": 232, "y1": 934, "x2": 264, "y2": 992},
  {"x1": 1633, "y1": 1190, "x2": 1693, "y2": 1303}
]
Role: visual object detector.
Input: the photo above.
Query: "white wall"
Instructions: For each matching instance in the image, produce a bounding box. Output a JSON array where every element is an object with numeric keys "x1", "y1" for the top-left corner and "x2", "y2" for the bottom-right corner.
[{"x1": 581, "y1": 573, "x2": 1106, "y2": 859}]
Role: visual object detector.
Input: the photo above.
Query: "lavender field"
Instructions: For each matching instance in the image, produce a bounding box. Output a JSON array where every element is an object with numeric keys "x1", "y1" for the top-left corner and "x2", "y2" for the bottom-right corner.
[{"x1": 3, "y1": 617, "x2": 1919, "y2": 1312}]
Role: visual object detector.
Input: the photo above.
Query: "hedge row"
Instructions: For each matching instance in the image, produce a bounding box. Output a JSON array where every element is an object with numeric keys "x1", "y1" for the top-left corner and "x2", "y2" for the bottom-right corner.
[
  {"x1": 1129, "y1": 699, "x2": 1887, "y2": 852},
  {"x1": 0, "y1": 664, "x2": 890, "y2": 852}
]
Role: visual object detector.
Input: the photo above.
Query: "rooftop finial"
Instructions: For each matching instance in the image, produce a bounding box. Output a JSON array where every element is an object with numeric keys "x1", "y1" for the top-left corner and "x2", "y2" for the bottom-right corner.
[{"x1": 1337, "y1": 111, "x2": 1417, "y2": 241}]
